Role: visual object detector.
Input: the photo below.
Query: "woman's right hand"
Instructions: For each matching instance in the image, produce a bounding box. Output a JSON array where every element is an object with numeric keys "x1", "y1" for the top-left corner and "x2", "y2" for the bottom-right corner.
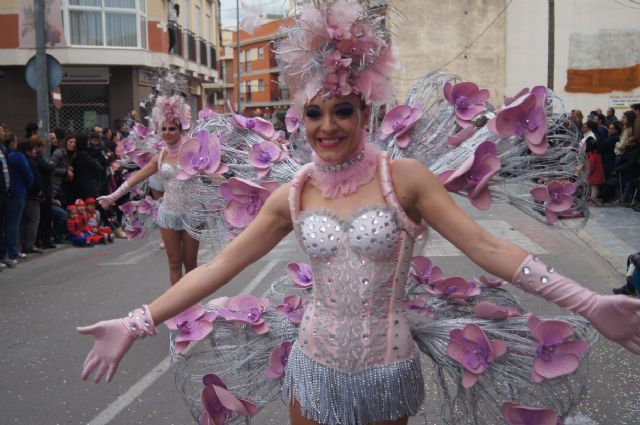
[
  {"x1": 77, "y1": 319, "x2": 135, "y2": 383},
  {"x1": 97, "y1": 195, "x2": 115, "y2": 209}
]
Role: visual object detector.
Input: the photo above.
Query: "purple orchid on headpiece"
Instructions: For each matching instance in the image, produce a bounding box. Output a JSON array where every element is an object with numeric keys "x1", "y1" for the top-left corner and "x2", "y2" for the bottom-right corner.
[
  {"x1": 443, "y1": 81, "x2": 490, "y2": 128},
  {"x1": 201, "y1": 373, "x2": 258, "y2": 425},
  {"x1": 124, "y1": 219, "x2": 145, "y2": 239},
  {"x1": 403, "y1": 295, "x2": 435, "y2": 318},
  {"x1": 285, "y1": 106, "x2": 300, "y2": 133},
  {"x1": 198, "y1": 107, "x2": 214, "y2": 121},
  {"x1": 528, "y1": 316, "x2": 588, "y2": 383},
  {"x1": 216, "y1": 294, "x2": 270, "y2": 334},
  {"x1": 379, "y1": 104, "x2": 423, "y2": 149},
  {"x1": 501, "y1": 401, "x2": 564, "y2": 425},
  {"x1": 447, "y1": 323, "x2": 507, "y2": 388},
  {"x1": 177, "y1": 130, "x2": 229, "y2": 180},
  {"x1": 409, "y1": 256, "x2": 445, "y2": 287},
  {"x1": 286, "y1": 262, "x2": 314, "y2": 289},
  {"x1": 473, "y1": 301, "x2": 523, "y2": 320},
  {"x1": 248, "y1": 141, "x2": 287, "y2": 179},
  {"x1": 530, "y1": 180, "x2": 576, "y2": 225},
  {"x1": 219, "y1": 178, "x2": 278, "y2": 229},
  {"x1": 276, "y1": 295, "x2": 307, "y2": 324},
  {"x1": 165, "y1": 304, "x2": 217, "y2": 354},
  {"x1": 137, "y1": 196, "x2": 156, "y2": 215},
  {"x1": 430, "y1": 277, "x2": 481, "y2": 304},
  {"x1": 488, "y1": 86, "x2": 548, "y2": 154},
  {"x1": 265, "y1": 340, "x2": 293, "y2": 380},
  {"x1": 474, "y1": 275, "x2": 505, "y2": 288},
  {"x1": 438, "y1": 140, "x2": 501, "y2": 211},
  {"x1": 233, "y1": 113, "x2": 277, "y2": 140}
]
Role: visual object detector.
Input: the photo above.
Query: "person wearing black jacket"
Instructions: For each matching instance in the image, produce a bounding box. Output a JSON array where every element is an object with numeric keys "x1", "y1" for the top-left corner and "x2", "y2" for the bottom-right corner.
[
  {"x1": 32, "y1": 136, "x2": 56, "y2": 249},
  {"x1": 598, "y1": 121, "x2": 621, "y2": 180},
  {"x1": 598, "y1": 139, "x2": 640, "y2": 204},
  {"x1": 87, "y1": 131, "x2": 110, "y2": 195},
  {"x1": 69, "y1": 134, "x2": 104, "y2": 203}
]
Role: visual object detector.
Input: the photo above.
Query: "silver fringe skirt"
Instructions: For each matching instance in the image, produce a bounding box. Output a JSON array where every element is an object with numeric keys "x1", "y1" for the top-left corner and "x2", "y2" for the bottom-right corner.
[
  {"x1": 283, "y1": 344, "x2": 425, "y2": 425},
  {"x1": 156, "y1": 207, "x2": 184, "y2": 231}
]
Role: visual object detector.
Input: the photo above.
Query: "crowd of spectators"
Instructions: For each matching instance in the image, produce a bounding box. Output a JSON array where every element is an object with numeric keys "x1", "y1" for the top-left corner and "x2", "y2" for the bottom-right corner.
[
  {"x1": 570, "y1": 105, "x2": 640, "y2": 210},
  {"x1": 0, "y1": 118, "x2": 136, "y2": 272}
]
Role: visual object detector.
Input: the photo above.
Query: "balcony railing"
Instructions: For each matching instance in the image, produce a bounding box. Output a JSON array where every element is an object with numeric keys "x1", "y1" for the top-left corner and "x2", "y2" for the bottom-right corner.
[
  {"x1": 209, "y1": 44, "x2": 217, "y2": 70},
  {"x1": 187, "y1": 31, "x2": 197, "y2": 62}
]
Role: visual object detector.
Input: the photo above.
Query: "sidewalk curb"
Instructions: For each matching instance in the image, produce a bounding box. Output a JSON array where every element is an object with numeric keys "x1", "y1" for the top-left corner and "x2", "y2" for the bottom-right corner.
[{"x1": 576, "y1": 228, "x2": 627, "y2": 274}]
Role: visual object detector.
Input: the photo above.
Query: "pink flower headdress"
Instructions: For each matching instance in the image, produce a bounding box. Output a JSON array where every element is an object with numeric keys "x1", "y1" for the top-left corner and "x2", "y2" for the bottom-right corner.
[
  {"x1": 277, "y1": 0, "x2": 397, "y2": 113},
  {"x1": 148, "y1": 70, "x2": 192, "y2": 132}
]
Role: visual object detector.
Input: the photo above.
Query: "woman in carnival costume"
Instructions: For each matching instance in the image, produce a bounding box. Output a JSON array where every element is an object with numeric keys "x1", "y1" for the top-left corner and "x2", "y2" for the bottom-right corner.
[
  {"x1": 79, "y1": 1, "x2": 640, "y2": 424},
  {"x1": 96, "y1": 77, "x2": 200, "y2": 286}
]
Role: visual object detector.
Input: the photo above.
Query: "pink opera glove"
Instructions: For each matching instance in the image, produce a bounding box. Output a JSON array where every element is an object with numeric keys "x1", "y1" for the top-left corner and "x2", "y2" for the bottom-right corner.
[
  {"x1": 513, "y1": 255, "x2": 640, "y2": 354},
  {"x1": 77, "y1": 305, "x2": 156, "y2": 383},
  {"x1": 97, "y1": 181, "x2": 131, "y2": 209}
]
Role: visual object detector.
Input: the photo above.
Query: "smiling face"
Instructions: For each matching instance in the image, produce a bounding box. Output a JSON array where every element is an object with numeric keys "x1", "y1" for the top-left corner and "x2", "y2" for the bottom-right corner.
[
  {"x1": 303, "y1": 93, "x2": 368, "y2": 163},
  {"x1": 161, "y1": 121, "x2": 182, "y2": 145}
]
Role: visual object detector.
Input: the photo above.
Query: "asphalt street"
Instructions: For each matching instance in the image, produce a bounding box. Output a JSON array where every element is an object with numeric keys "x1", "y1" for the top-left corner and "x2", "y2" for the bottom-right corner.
[{"x1": 1, "y1": 197, "x2": 639, "y2": 425}]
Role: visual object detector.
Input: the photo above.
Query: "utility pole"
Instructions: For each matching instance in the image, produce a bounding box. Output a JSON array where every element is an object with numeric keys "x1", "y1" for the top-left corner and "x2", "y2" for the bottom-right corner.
[
  {"x1": 547, "y1": 0, "x2": 555, "y2": 90},
  {"x1": 236, "y1": 0, "x2": 241, "y2": 112},
  {"x1": 35, "y1": 0, "x2": 51, "y2": 158}
]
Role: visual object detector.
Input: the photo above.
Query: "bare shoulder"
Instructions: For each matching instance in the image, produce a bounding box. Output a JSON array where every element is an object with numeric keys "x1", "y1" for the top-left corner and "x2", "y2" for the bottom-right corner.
[{"x1": 389, "y1": 158, "x2": 440, "y2": 196}]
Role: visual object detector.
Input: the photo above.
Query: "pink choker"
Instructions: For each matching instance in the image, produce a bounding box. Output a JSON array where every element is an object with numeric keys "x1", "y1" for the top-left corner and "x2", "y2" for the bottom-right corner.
[{"x1": 311, "y1": 130, "x2": 380, "y2": 198}]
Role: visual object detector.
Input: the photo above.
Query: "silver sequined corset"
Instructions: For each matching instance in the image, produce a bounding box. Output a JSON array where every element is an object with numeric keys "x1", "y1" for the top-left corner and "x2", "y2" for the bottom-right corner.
[
  {"x1": 157, "y1": 162, "x2": 182, "y2": 215},
  {"x1": 295, "y1": 205, "x2": 417, "y2": 373}
]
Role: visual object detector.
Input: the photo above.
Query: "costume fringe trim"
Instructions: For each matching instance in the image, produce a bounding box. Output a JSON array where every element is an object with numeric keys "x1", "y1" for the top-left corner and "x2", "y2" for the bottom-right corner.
[
  {"x1": 156, "y1": 208, "x2": 184, "y2": 230},
  {"x1": 283, "y1": 344, "x2": 424, "y2": 425}
]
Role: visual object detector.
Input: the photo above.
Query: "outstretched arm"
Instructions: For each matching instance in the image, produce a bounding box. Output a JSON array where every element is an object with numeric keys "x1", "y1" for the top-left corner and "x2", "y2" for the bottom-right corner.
[
  {"x1": 78, "y1": 183, "x2": 293, "y2": 382},
  {"x1": 148, "y1": 183, "x2": 293, "y2": 324},
  {"x1": 393, "y1": 158, "x2": 640, "y2": 354},
  {"x1": 97, "y1": 154, "x2": 159, "y2": 208}
]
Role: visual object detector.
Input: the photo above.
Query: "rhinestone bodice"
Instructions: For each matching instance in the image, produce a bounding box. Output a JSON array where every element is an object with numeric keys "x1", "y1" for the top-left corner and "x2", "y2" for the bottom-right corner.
[
  {"x1": 156, "y1": 156, "x2": 183, "y2": 214},
  {"x1": 289, "y1": 153, "x2": 427, "y2": 373}
]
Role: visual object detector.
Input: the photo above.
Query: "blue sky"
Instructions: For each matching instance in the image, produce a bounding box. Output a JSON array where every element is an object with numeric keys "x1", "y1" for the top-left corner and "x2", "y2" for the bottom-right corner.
[{"x1": 220, "y1": 0, "x2": 289, "y2": 28}]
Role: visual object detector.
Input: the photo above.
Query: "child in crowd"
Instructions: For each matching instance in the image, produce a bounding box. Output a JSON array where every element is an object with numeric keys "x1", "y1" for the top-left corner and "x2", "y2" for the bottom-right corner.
[
  {"x1": 75, "y1": 199, "x2": 107, "y2": 244},
  {"x1": 85, "y1": 198, "x2": 113, "y2": 243},
  {"x1": 586, "y1": 138, "x2": 605, "y2": 205},
  {"x1": 613, "y1": 252, "x2": 640, "y2": 296},
  {"x1": 66, "y1": 205, "x2": 100, "y2": 246}
]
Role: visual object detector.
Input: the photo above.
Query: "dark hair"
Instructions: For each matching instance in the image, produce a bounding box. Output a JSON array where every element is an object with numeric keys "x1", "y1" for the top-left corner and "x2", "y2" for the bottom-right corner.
[
  {"x1": 610, "y1": 121, "x2": 623, "y2": 134},
  {"x1": 63, "y1": 133, "x2": 77, "y2": 151},
  {"x1": 89, "y1": 131, "x2": 101, "y2": 140},
  {"x1": 584, "y1": 120, "x2": 598, "y2": 134},
  {"x1": 25, "y1": 122, "x2": 38, "y2": 138},
  {"x1": 17, "y1": 138, "x2": 35, "y2": 154},
  {"x1": 53, "y1": 127, "x2": 66, "y2": 141},
  {"x1": 631, "y1": 103, "x2": 640, "y2": 112},
  {"x1": 623, "y1": 110, "x2": 636, "y2": 129},
  {"x1": 586, "y1": 138, "x2": 598, "y2": 153},
  {"x1": 75, "y1": 134, "x2": 89, "y2": 152},
  {"x1": 173, "y1": 4, "x2": 180, "y2": 14},
  {"x1": 596, "y1": 113, "x2": 606, "y2": 124},
  {"x1": 2, "y1": 132, "x2": 16, "y2": 147}
]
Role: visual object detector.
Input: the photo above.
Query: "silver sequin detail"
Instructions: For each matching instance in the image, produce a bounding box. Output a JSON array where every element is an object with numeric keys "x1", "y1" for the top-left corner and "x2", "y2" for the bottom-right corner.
[{"x1": 522, "y1": 266, "x2": 531, "y2": 275}]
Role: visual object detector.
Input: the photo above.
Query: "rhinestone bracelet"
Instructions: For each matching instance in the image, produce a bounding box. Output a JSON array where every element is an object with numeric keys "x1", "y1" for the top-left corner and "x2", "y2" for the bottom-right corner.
[{"x1": 122, "y1": 304, "x2": 157, "y2": 339}]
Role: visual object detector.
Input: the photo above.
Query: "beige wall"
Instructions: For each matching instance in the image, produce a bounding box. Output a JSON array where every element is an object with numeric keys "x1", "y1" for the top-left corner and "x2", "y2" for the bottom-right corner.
[{"x1": 388, "y1": 0, "x2": 507, "y2": 104}]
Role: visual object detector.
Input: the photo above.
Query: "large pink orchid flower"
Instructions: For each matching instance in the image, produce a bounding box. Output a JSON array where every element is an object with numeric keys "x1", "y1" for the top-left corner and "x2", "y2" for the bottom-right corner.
[
  {"x1": 133, "y1": 151, "x2": 153, "y2": 169},
  {"x1": 131, "y1": 123, "x2": 150, "y2": 138},
  {"x1": 248, "y1": 141, "x2": 287, "y2": 178},
  {"x1": 528, "y1": 316, "x2": 588, "y2": 383},
  {"x1": 430, "y1": 277, "x2": 481, "y2": 304},
  {"x1": 447, "y1": 323, "x2": 507, "y2": 388},
  {"x1": 501, "y1": 401, "x2": 564, "y2": 425},
  {"x1": 201, "y1": 374, "x2": 258, "y2": 425},
  {"x1": 474, "y1": 275, "x2": 505, "y2": 287},
  {"x1": 488, "y1": 86, "x2": 548, "y2": 154},
  {"x1": 286, "y1": 262, "x2": 314, "y2": 289},
  {"x1": 438, "y1": 141, "x2": 501, "y2": 211},
  {"x1": 447, "y1": 125, "x2": 478, "y2": 147},
  {"x1": 137, "y1": 196, "x2": 156, "y2": 215},
  {"x1": 409, "y1": 256, "x2": 445, "y2": 287},
  {"x1": 124, "y1": 219, "x2": 145, "y2": 239},
  {"x1": 233, "y1": 114, "x2": 276, "y2": 140},
  {"x1": 219, "y1": 178, "x2": 278, "y2": 229},
  {"x1": 265, "y1": 340, "x2": 293, "y2": 380},
  {"x1": 285, "y1": 106, "x2": 300, "y2": 133},
  {"x1": 177, "y1": 130, "x2": 229, "y2": 180},
  {"x1": 530, "y1": 180, "x2": 576, "y2": 225},
  {"x1": 216, "y1": 295, "x2": 270, "y2": 334},
  {"x1": 443, "y1": 81, "x2": 490, "y2": 128},
  {"x1": 472, "y1": 301, "x2": 523, "y2": 320},
  {"x1": 118, "y1": 200, "x2": 138, "y2": 215},
  {"x1": 379, "y1": 104, "x2": 423, "y2": 149},
  {"x1": 198, "y1": 107, "x2": 214, "y2": 121},
  {"x1": 165, "y1": 304, "x2": 217, "y2": 354},
  {"x1": 276, "y1": 295, "x2": 307, "y2": 324}
]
